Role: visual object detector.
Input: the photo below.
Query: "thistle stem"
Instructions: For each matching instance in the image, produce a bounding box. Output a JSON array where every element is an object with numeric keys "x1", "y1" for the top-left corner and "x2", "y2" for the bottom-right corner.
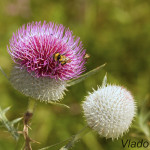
[
  {"x1": 23, "y1": 98, "x2": 36, "y2": 150},
  {"x1": 59, "y1": 126, "x2": 90, "y2": 150}
]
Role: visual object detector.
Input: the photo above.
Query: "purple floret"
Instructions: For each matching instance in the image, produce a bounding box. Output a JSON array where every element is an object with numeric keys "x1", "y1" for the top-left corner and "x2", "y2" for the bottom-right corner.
[{"x1": 8, "y1": 21, "x2": 86, "y2": 80}]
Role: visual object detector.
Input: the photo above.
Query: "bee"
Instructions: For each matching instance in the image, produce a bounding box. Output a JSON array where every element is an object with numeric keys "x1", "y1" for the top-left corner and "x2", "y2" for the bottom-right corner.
[
  {"x1": 84, "y1": 53, "x2": 90, "y2": 59},
  {"x1": 53, "y1": 53, "x2": 71, "y2": 65}
]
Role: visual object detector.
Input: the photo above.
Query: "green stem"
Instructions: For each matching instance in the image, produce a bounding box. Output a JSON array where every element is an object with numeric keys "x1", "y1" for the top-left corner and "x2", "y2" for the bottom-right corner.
[
  {"x1": 59, "y1": 126, "x2": 90, "y2": 150},
  {"x1": 27, "y1": 98, "x2": 36, "y2": 114}
]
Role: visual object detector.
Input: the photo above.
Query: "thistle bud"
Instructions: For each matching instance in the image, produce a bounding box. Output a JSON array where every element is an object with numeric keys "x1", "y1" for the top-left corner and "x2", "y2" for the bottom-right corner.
[{"x1": 82, "y1": 85, "x2": 136, "y2": 139}]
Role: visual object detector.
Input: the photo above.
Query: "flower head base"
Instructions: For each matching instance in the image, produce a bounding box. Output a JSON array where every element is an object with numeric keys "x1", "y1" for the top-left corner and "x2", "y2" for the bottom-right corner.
[
  {"x1": 8, "y1": 21, "x2": 86, "y2": 80},
  {"x1": 82, "y1": 85, "x2": 136, "y2": 139},
  {"x1": 10, "y1": 65, "x2": 67, "y2": 102}
]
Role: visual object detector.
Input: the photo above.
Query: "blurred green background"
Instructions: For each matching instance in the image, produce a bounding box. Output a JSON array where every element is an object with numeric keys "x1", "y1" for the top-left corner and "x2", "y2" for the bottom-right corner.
[{"x1": 0, "y1": 0, "x2": 150, "y2": 150}]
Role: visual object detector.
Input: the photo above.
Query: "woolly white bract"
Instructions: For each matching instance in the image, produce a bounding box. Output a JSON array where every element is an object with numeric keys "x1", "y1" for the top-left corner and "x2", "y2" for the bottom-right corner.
[
  {"x1": 82, "y1": 85, "x2": 136, "y2": 139},
  {"x1": 10, "y1": 66, "x2": 67, "y2": 102}
]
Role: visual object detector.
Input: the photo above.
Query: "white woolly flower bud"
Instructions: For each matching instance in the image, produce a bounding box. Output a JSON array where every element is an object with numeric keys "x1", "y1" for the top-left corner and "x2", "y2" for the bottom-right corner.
[
  {"x1": 10, "y1": 66, "x2": 67, "y2": 102},
  {"x1": 82, "y1": 85, "x2": 136, "y2": 139}
]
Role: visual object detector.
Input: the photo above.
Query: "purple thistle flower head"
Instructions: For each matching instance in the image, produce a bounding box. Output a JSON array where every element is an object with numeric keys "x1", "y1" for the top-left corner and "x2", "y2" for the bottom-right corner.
[
  {"x1": 7, "y1": 21, "x2": 87, "y2": 102},
  {"x1": 8, "y1": 21, "x2": 86, "y2": 80}
]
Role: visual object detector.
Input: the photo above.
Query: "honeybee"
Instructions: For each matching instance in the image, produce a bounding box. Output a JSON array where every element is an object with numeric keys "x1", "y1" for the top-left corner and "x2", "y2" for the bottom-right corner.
[{"x1": 54, "y1": 53, "x2": 71, "y2": 65}]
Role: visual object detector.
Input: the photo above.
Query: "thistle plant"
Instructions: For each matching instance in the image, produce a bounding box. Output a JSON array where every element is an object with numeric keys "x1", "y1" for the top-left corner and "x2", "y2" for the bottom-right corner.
[
  {"x1": 0, "y1": 21, "x2": 149, "y2": 150},
  {"x1": 0, "y1": 21, "x2": 105, "y2": 150}
]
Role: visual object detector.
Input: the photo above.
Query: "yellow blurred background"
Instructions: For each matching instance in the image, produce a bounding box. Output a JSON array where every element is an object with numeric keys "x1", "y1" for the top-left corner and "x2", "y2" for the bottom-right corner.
[{"x1": 0, "y1": 0, "x2": 150, "y2": 149}]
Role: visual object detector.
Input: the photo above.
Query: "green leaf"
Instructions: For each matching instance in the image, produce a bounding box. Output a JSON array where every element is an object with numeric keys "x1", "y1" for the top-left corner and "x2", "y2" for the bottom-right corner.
[
  {"x1": 38, "y1": 138, "x2": 70, "y2": 150},
  {"x1": 67, "y1": 63, "x2": 106, "y2": 86},
  {"x1": 0, "y1": 66, "x2": 8, "y2": 79},
  {"x1": 59, "y1": 126, "x2": 90, "y2": 150},
  {"x1": 49, "y1": 101, "x2": 70, "y2": 109},
  {"x1": 11, "y1": 117, "x2": 22, "y2": 125},
  {"x1": 1, "y1": 106, "x2": 11, "y2": 115},
  {"x1": 134, "y1": 95, "x2": 150, "y2": 139},
  {"x1": 39, "y1": 126, "x2": 90, "y2": 150},
  {"x1": 102, "y1": 73, "x2": 107, "y2": 87},
  {"x1": 0, "y1": 106, "x2": 21, "y2": 141}
]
